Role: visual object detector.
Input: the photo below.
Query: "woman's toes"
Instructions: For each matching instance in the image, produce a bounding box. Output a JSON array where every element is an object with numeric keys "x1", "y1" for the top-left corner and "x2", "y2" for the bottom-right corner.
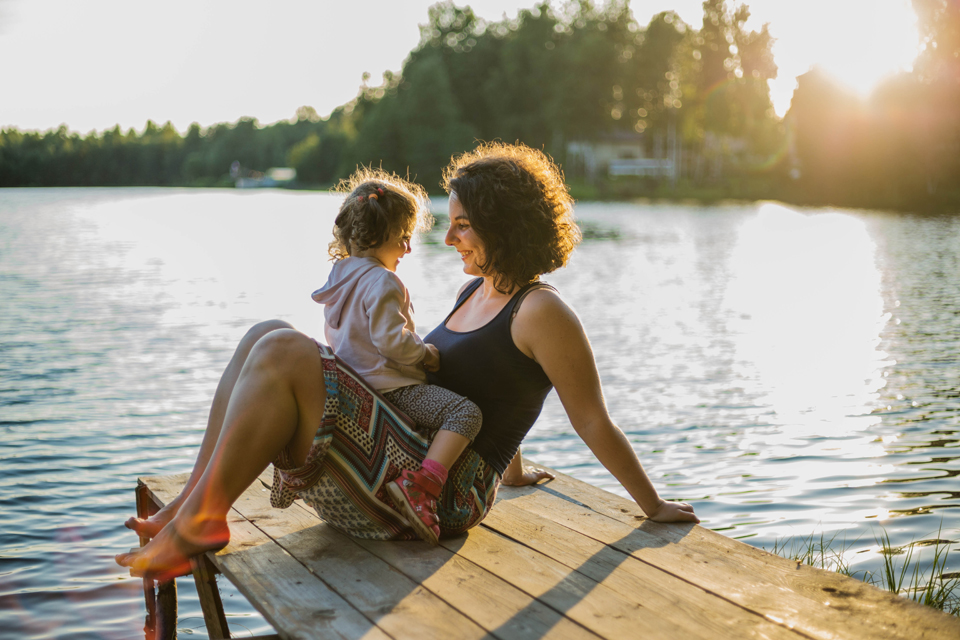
[
  {"x1": 124, "y1": 517, "x2": 144, "y2": 531},
  {"x1": 124, "y1": 515, "x2": 167, "y2": 538}
]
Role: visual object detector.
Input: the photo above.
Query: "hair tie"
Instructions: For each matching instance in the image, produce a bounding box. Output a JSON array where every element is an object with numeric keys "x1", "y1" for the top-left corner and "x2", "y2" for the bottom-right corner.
[
  {"x1": 369, "y1": 193, "x2": 378, "y2": 201},
  {"x1": 377, "y1": 188, "x2": 384, "y2": 196},
  {"x1": 357, "y1": 194, "x2": 367, "y2": 202}
]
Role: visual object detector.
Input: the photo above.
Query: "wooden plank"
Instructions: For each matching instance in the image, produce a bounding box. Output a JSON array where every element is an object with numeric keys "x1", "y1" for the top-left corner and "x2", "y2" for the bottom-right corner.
[
  {"x1": 275, "y1": 524, "x2": 490, "y2": 640},
  {"x1": 357, "y1": 538, "x2": 603, "y2": 640},
  {"x1": 140, "y1": 473, "x2": 189, "y2": 509},
  {"x1": 229, "y1": 478, "x2": 495, "y2": 640},
  {"x1": 500, "y1": 470, "x2": 960, "y2": 640},
  {"x1": 215, "y1": 537, "x2": 391, "y2": 640},
  {"x1": 482, "y1": 498, "x2": 806, "y2": 640},
  {"x1": 248, "y1": 474, "x2": 598, "y2": 639},
  {"x1": 139, "y1": 473, "x2": 390, "y2": 640},
  {"x1": 440, "y1": 523, "x2": 713, "y2": 640}
]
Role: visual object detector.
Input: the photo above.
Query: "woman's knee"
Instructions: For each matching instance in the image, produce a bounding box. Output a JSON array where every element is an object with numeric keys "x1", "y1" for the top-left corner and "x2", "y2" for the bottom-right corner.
[
  {"x1": 249, "y1": 319, "x2": 295, "y2": 341},
  {"x1": 237, "y1": 319, "x2": 294, "y2": 353},
  {"x1": 248, "y1": 330, "x2": 327, "y2": 427},
  {"x1": 248, "y1": 328, "x2": 318, "y2": 372}
]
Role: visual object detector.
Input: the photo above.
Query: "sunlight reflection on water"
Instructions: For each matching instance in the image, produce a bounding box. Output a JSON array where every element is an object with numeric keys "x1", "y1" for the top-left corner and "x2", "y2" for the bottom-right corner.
[
  {"x1": 1, "y1": 189, "x2": 957, "y2": 638},
  {"x1": 727, "y1": 205, "x2": 888, "y2": 428}
]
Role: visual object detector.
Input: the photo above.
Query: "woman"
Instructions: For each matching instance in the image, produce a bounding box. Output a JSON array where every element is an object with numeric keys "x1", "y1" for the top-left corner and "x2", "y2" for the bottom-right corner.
[{"x1": 117, "y1": 142, "x2": 698, "y2": 580}]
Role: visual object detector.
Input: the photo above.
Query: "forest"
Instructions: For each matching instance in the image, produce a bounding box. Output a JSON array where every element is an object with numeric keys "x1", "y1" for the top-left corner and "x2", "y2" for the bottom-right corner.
[{"x1": 0, "y1": 0, "x2": 957, "y2": 212}]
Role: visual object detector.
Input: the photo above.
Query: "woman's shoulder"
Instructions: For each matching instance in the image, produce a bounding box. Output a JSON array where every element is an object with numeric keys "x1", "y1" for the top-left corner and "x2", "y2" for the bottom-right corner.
[
  {"x1": 511, "y1": 285, "x2": 587, "y2": 361},
  {"x1": 512, "y1": 284, "x2": 579, "y2": 335},
  {"x1": 514, "y1": 285, "x2": 570, "y2": 320}
]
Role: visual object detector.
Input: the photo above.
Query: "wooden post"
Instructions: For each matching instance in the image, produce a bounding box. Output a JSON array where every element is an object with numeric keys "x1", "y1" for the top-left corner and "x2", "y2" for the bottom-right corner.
[
  {"x1": 191, "y1": 553, "x2": 230, "y2": 639},
  {"x1": 155, "y1": 579, "x2": 178, "y2": 640},
  {"x1": 136, "y1": 480, "x2": 178, "y2": 640},
  {"x1": 141, "y1": 576, "x2": 157, "y2": 640}
]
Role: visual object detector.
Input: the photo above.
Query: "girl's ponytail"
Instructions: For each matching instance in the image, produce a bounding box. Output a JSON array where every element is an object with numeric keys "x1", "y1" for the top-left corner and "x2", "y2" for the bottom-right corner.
[{"x1": 358, "y1": 185, "x2": 390, "y2": 248}]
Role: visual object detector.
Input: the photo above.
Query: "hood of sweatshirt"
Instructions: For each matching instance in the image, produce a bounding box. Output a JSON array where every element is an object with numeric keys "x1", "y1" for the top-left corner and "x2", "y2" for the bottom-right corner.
[{"x1": 311, "y1": 257, "x2": 383, "y2": 329}]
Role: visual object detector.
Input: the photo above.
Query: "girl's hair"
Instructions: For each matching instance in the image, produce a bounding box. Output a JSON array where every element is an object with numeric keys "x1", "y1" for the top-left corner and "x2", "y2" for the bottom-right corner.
[
  {"x1": 328, "y1": 167, "x2": 432, "y2": 261},
  {"x1": 442, "y1": 142, "x2": 581, "y2": 293}
]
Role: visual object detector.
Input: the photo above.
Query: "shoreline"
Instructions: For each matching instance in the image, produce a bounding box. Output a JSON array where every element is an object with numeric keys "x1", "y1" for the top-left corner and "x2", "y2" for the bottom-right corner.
[{"x1": 3, "y1": 182, "x2": 957, "y2": 215}]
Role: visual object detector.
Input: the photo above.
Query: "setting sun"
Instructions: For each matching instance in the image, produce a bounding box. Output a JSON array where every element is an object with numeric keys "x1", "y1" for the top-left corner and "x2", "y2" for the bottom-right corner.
[{"x1": 759, "y1": 0, "x2": 920, "y2": 112}]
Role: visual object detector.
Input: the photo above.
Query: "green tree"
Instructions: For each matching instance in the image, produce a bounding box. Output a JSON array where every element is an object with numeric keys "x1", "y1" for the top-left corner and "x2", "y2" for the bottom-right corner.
[
  {"x1": 630, "y1": 11, "x2": 686, "y2": 144},
  {"x1": 346, "y1": 47, "x2": 478, "y2": 188}
]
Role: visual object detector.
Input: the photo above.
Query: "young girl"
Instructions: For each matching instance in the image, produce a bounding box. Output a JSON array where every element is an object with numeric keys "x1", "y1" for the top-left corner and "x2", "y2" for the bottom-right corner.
[{"x1": 308, "y1": 169, "x2": 481, "y2": 545}]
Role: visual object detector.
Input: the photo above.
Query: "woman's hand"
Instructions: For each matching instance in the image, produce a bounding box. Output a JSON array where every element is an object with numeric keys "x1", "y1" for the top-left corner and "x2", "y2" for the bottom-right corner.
[
  {"x1": 645, "y1": 499, "x2": 700, "y2": 524},
  {"x1": 501, "y1": 449, "x2": 555, "y2": 486},
  {"x1": 421, "y1": 344, "x2": 440, "y2": 372},
  {"x1": 501, "y1": 465, "x2": 555, "y2": 487}
]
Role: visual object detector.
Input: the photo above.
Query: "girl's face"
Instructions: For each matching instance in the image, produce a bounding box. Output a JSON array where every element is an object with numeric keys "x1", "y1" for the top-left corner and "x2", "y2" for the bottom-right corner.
[
  {"x1": 359, "y1": 228, "x2": 412, "y2": 272},
  {"x1": 445, "y1": 195, "x2": 486, "y2": 277}
]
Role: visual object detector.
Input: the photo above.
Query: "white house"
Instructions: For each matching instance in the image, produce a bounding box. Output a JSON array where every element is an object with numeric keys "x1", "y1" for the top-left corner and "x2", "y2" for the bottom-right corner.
[{"x1": 567, "y1": 131, "x2": 676, "y2": 182}]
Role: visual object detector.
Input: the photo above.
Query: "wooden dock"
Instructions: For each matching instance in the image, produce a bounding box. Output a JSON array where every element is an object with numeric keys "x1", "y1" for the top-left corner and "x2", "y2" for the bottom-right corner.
[{"x1": 134, "y1": 465, "x2": 960, "y2": 640}]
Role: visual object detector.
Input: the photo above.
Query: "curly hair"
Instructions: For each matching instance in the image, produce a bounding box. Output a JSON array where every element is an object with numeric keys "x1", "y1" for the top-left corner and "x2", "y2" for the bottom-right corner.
[
  {"x1": 442, "y1": 142, "x2": 581, "y2": 293},
  {"x1": 328, "y1": 167, "x2": 432, "y2": 261}
]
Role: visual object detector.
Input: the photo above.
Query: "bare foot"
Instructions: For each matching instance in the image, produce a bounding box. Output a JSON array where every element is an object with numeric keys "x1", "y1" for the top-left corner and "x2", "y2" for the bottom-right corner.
[
  {"x1": 124, "y1": 503, "x2": 178, "y2": 539},
  {"x1": 116, "y1": 516, "x2": 230, "y2": 582}
]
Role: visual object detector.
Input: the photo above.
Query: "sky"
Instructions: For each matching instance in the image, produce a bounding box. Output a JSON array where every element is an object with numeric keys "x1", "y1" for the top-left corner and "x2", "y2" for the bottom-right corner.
[{"x1": 0, "y1": 0, "x2": 920, "y2": 134}]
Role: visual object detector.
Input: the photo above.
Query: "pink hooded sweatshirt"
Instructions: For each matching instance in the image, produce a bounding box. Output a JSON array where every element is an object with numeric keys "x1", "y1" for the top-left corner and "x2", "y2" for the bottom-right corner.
[{"x1": 311, "y1": 256, "x2": 427, "y2": 391}]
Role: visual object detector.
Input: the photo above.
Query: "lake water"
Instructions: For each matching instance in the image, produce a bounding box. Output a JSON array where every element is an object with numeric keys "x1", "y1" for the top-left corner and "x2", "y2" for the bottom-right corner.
[{"x1": 1, "y1": 188, "x2": 957, "y2": 638}]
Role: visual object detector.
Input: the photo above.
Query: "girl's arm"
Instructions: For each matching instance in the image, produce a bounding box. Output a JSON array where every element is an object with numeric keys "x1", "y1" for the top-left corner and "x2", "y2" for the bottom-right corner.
[
  {"x1": 511, "y1": 290, "x2": 699, "y2": 523},
  {"x1": 364, "y1": 272, "x2": 428, "y2": 366}
]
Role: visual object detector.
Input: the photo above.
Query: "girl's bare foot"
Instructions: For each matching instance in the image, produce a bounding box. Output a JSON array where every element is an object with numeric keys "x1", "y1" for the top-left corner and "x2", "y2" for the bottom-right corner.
[{"x1": 116, "y1": 515, "x2": 229, "y2": 582}]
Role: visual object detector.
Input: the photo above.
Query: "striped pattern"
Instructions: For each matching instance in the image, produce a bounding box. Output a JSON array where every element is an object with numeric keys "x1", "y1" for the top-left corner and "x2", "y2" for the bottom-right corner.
[{"x1": 271, "y1": 341, "x2": 499, "y2": 540}]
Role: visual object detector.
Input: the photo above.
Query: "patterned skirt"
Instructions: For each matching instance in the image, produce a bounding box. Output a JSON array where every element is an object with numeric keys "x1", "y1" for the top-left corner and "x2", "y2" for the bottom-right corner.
[{"x1": 270, "y1": 341, "x2": 500, "y2": 540}]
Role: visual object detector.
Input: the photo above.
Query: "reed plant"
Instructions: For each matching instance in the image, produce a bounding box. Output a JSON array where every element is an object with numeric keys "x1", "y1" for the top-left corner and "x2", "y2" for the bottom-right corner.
[{"x1": 766, "y1": 526, "x2": 960, "y2": 617}]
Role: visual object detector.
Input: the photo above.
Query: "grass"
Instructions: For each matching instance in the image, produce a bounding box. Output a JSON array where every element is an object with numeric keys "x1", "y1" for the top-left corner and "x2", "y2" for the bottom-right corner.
[{"x1": 766, "y1": 526, "x2": 960, "y2": 617}]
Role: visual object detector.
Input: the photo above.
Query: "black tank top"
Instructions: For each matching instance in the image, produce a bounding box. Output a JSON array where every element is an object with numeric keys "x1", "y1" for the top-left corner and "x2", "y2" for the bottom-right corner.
[{"x1": 425, "y1": 278, "x2": 554, "y2": 475}]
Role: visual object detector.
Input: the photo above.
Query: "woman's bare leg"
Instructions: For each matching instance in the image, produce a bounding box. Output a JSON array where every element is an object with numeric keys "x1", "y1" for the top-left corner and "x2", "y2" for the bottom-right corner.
[
  {"x1": 117, "y1": 328, "x2": 327, "y2": 578},
  {"x1": 125, "y1": 320, "x2": 294, "y2": 538}
]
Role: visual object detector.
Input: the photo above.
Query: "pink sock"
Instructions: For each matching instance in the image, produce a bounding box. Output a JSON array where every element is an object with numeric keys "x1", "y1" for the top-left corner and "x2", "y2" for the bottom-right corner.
[{"x1": 420, "y1": 459, "x2": 448, "y2": 486}]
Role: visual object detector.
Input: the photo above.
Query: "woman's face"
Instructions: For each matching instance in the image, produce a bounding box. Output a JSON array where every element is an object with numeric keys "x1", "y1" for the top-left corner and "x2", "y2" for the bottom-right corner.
[{"x1": 445, "y1": 194, "x2": 486, "y2": 277}]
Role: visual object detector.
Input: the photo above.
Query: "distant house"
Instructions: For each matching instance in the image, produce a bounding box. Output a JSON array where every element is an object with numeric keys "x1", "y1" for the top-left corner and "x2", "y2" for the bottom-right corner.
[
  {"x1": 231, "y1": 162, "x2": 297, "y2": 188},
  {"x1": 567, "y1": 131, "x2": 676, "y2": 182}
]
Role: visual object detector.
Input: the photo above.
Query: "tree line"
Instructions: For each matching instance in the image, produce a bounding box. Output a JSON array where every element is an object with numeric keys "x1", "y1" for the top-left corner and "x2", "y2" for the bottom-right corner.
[{"x1": 1, "y1": 0, "x2": 957, "y2": 212}]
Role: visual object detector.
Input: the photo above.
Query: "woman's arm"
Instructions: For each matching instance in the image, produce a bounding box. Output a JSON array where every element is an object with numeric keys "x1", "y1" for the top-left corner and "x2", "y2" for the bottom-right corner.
[{"x1": 512, "y1": 290, "x2": 698, "y2": 523}]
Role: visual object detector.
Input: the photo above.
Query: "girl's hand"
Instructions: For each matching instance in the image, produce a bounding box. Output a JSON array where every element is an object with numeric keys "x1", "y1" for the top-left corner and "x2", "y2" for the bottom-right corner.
[
  {"x1": 645, "y1": 499, "x2": 700, "y2": 524},
  {"x1": 501, "y1": 465, "x2": 555, "y2": 487},
  {"x1": 421, "y1": 344, "x2": 440, "y2": 372}
]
